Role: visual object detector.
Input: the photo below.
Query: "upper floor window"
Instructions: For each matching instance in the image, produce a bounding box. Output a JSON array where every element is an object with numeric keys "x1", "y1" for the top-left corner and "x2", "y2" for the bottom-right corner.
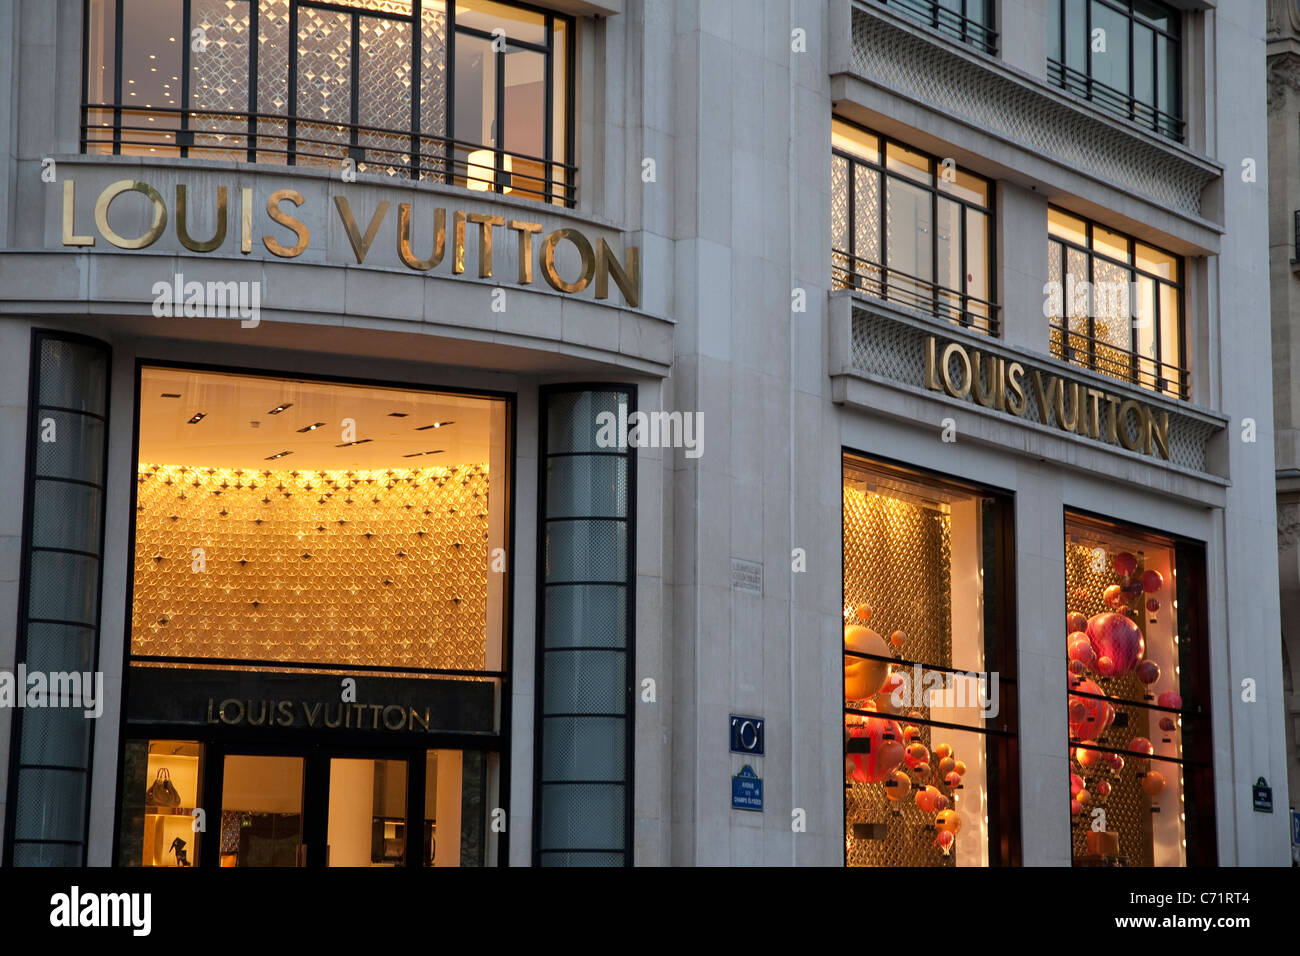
[
  {"x1": 83, "y1": 0, "x2": 575, "y2": 205},
  {"x1": 879, "y1": 0, "x2": 996, "y2": 55},
  {"x1": 1047, "y1": 0, "x2": 1182, "y2": 142},
  {"x1": 1047, "y1": 207, "x2": 1186, "y2": 399},
  {"x1": 832, "y1": 119, "x2": 997, "y2": 336}
]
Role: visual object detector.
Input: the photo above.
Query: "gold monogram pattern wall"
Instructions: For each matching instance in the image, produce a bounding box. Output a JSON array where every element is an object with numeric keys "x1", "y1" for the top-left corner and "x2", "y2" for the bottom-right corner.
[{"x1": 132, "y1": 463, "x2": 492, "y2": 671}]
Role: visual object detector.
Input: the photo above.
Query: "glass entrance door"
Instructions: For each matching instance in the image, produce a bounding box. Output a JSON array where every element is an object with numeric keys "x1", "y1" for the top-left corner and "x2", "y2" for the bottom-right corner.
[
  {"x1": 326, "y1": 758, "x2": 408, "y2": 867},
  {"x1": 218, "y1": 755, "x2": 306, "y2": 867}
]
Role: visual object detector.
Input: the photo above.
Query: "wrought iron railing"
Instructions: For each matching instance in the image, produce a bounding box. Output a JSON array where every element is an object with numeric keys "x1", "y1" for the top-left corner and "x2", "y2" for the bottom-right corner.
[
  {"x1": 876, "y1": 0, "x2": 997, "y2": 55},
  {"x1": 1049, "y1": 322, "x2": 1189, "y2": 400},
  {"x1": 833, "y1": 246, "x2": 1000, "y2": 336},
  {"x1": 1047, "y1": 59, "x2": 1184, "y2": 144},
  {"x1": 82, "y1": 103, "x2": 577, "y2": 207}
]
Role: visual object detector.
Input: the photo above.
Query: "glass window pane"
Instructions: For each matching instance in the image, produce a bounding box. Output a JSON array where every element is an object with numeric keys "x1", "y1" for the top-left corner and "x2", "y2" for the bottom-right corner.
[
  {"x1": 29, "y1": 551, "x2": 100, "y2": 625},
  {"x1": 1157, "y1": 35, "x2": 1177, "y2": 119},
  {"x1": 1135, "y1": 274, "x2": 1158, "y2": 386},
  {"x1": 1093, "y1": 226, "x2": 1130, "y2": 263},
  {"x1": 327, "y1": 758, "x2": 407, "y2": 866},
  {"x1": 1159, "y1": 282, "x2": 1181, "y2": 393},
  {"x1": 296, "y1": 6, "x2": 352, "y2": 166},
  {"x1": 1136, "y1": 242, "x2": 1176, "y2": 280},
  {"x1": 421, "y1": 0, "x2": 450, "y2": 143},
  {"x1": 543, "y1": 649, "x2": 626, "y2": 715},
  {"x1": 832, "y1": 119, "x2": 879, "y2": 164},
  {"x1": 965, "y1": 208, "x2": 989, "y2": 304},
  {"x1": 544, "y1": 520, "x2": 628, "y2": 584},
  {"x1": 39, "y1": 339, "x2": 109, "y2": 415},
  {"x1": 1090, "y1": 2, "x2": 1130, "y2": 95},
  {"x1": 132, "y1": 368, "x2": 509, "y2": 671},
  {"x1": 1132, "y1": 21, "x2": 1155, "y2": 109},
  {"x1": 1048, "y1": 0, "x2": 1062, "y2": 62},
  {"x1": 189, "y1": 0, "x2": 253, "y2": 160},
  {"x1": 854, "y1": 167, "x2": 883, "y2": 274},
  {"x1": 552, "y1": 17, "x2": 567, "y2": 168},
  {"x1": 34, "y1": 412, "x2": 105, "y2": 484},
  {"x1": 937, "y1": 167, "x2": 988, "y2": 206},
  {"x1": 13, "y1": 768, "x2": 87, "y2": 842},
  {"x1": 356, "y1": 15, "x2": 413, "y2": 175},
  {"x1": 119, "y1": 0, "x2": 184, "y2": 156},
  {"x1": 541, "y1": 717, "x2": 626, "y2": 781},
  {"x1": 1065, "y1": 0, "x2": 1088, "y2": 72},
  {"x1": 85, "y1": 0, "x2": 116, "y2": 105},
  {"x1": 31, "y1": 480, "x2": 102, "y2": 554},
  {"x1": 546, "y1": 390, "x2": 627, "y2": 453},
  {"x1": 937, "y1": 197, "x2": 962, "y2": 295},
  {"x1": 1048, "y1": 207, "x2": 1087, "y2": 246},
  {"x1": 423, "y1": 749, "x2": 491, "y2": 867},
  {"x1": 19, "y1": 704, "x2": 94, "y2": 768},
  {"x1": 544, "y1": 584, "x2": 627, "y2": 648},
  {"x1": 547, "y1": 455, "x2": 627, "y2": 518},
  {"x1": 456, "y1": 0, "x2": 546, "y2": 45},
  {"x1": 886, "y1": 141, "x2": 931, "y2": 184},
  {"x1": 257, "y1": 0, "x2": 291, "y2": 164},
  {"x1": 886, "y1": 176, "x2": 933, "y2": 284},
  {"x1": 220, "y1": 754, "x2": 303, "y2": 866},
  {"x1": 503, "y1": 45, "x2": 546, "y2": 199},
  {"x1": 539, "y1": 782, "x2": 625, "y2": 850},
  {"x1": 22, "y1": 622, "x2": 96, "y2": 676},
  {"x1": 1134, "y1": 0, "x2": 1173, "y2": 33}
]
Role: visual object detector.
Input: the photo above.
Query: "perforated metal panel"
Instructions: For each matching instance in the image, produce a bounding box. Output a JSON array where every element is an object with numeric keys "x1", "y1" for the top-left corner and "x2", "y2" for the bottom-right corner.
[{"x1": 850, "y1": 4, "x2": 1216, "y2": 215}]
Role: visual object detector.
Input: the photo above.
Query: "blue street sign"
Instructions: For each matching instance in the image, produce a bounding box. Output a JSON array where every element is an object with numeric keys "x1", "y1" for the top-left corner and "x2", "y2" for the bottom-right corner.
[
  {"x1": 1291, "y1": 809, "x2": 1300, "y2": 846},
  {"x1": 731, "y1": 765, "x2": 763, "y2": 812},
  {"x1": 729, "y1": 714, "x2": 765, "y2": 756}
]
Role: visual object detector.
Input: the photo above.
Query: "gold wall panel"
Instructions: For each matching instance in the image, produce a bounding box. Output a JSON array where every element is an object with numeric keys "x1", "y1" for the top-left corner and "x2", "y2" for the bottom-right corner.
[{"x1": 132, "y1": 462, "x2": 493, "y2": 672}]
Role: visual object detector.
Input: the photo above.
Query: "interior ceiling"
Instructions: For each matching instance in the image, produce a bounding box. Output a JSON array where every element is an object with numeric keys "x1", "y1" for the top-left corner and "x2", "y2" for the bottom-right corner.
[{"x1": 139, "y1": 367, "x2": 501, "y2": 470}]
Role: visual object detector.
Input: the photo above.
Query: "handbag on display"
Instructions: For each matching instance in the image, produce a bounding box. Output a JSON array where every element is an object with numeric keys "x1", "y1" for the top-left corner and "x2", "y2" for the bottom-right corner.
[{"x1": 146, "y1": 767, "x2": 182, "y2": 808}]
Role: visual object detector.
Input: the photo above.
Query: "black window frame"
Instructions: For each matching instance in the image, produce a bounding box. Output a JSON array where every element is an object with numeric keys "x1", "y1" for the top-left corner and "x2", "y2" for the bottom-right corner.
[
  {"x1": 1047, "y1": 205, "x2": 1188, "y2": 400},
  {"x1": 80, "y1": 0, "x2": 577, "y2": 206},
  {"x1": 832, "y1": 118, "x2": 1000, "y2": 337},
  {"x1": 1047, "y1": 0, "x2": 1184, "y2": 142}
]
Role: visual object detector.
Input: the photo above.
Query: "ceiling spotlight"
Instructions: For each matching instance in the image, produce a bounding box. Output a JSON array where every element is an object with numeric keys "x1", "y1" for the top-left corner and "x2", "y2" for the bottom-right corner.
[
  {"x1": 296, "y1": 421, "x2": 327, "y2": 432},
  {"x1": 160, "y1": 392, "x2": 181, "y2": 398},
  {"x1": 387, "y1": 412, "x2": 408, "y2": 417},
  {"x1": 265, "y1": 450, "x2": 293, "y2": 460},
  {"x1": 424, "y1": 449, "x2": 444, "y2": 455},
  {"x1": 335, "y1": 439, "x2": 373, "y2": 448},
  {"x1": 267, "y1": 403, "x2": 293, "y2": 415},
  {"x1": 187, "y1": 412, "x2": 206, "y2": 424},
  {"x1": 415, "y1": 420, "x2": 454, "y2": 431}
]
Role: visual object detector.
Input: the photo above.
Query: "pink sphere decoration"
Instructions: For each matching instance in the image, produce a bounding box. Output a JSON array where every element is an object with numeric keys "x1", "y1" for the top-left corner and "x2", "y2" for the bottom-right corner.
[
  {"x1": 934, "y1": 830, "x2": 955, "y2": 850},
  {"x1": 1070, "y1": 772, "x2": 1084, "y2": 795},
  {"x1": 1069, "y1": 680, "x2": 1111, "y2": 739},
  {"x1": 1093, "y1": 780, "x2": 1112, "y2": 799},
  {"x1": 1096, "y1": 655, "x2": 1116, "y2": 676},
  {"x1": 1135, "y1": 660, "x2": 1161, "y2": 685},
  {"x1": 1159, "y1": 716, "x2": 1177, "y2": 732},
  {"x1": 1087, "y1": 612, "x2": 1145, "y2": 675},
  {"x1": 1105, "y1": 752, "x2": 1125, "y2": 774},
  {"x1": 1102, "y1": 585, "x2": 1125, "y2": 608},
  {"x1": 1157, "y1": 691, "x2": 1182, "y2": 711},
  {"x1": 1069, "y1": 660, "x2": 1086, "y2": 676},
  {"x1": 1129, "y1": 736, "x2": 1153, "y2": 757},
  {"x1": 1070, "y1": 798, "x2": 1083, "y2": 815},
  {"x1": 1146, "y1": 597, "x2": 1160, "y2": 612},
  {"x1": 944, "y1": 771, "x2": 962, "y2": 789},
  {"x1": 1114, "y1": 552, "x2": 1138, "y2": 576},
  {"x1": 1068, "y1": 634, "x2": 1097, "y2": 668},
  {"x1": 1141, "y1": 569, "x2": 1164, "y2": 593},
  {"x1": 1067, "y1": 611, "x2": 1088, "y2": 634},
  {"x1": 845, "y1": 715, "x2": 906, "y2": 783}
]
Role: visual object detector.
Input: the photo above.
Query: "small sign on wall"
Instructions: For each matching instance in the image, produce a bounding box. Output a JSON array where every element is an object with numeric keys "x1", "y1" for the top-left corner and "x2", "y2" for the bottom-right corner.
[
  {"x1": 732, "y1": 765, "x2": 763, "y2": 812},
  {"x1": 729, "y1": 714, "x2": 765, "y2": 756},
  {"x1": 1252, "y1": 777, "x2": 1273, "y2": 813},
  {"x1": 731, "y1": 558, "x2": 762, "y2": 594}
]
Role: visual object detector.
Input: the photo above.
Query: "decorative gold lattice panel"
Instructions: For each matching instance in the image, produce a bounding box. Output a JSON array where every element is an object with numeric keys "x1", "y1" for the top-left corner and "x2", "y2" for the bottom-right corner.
[{"x1": 132, "y1": 462, "x2": 493, "y2": 672}]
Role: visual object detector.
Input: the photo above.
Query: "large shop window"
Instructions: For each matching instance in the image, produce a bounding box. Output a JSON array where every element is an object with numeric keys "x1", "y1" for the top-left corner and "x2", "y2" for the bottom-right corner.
[
  {"x1": 832, "y1": 119, "x2": 998, "y2": 336},
  {"x1": 83, "y1": 0, "x2": 575, "y2": 204},
  {"x1": 879, "y1": 0, "x2": 996, "y2": 55},
  {"x1": 1062, "y1": 513, "x2": 1214, "y2": 865},
  {"x1": 1047, "y1": 0, "x2": 1182, "y2": 142},
  {"x1": 116, "y1": 367, "x2": 509, "y2": 867},
  {"x1": 842, "y1": 455, "x2": 1018, "y2": 867},
  {"x1": 1047, "y1": 207, "x2": 1186, "y2": 400}
]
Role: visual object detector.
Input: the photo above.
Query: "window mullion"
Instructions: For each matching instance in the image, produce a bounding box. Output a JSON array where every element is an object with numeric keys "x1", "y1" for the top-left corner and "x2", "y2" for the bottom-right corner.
[{"x1": 410, "y1": 0, "x2": 421, "y2": 179}]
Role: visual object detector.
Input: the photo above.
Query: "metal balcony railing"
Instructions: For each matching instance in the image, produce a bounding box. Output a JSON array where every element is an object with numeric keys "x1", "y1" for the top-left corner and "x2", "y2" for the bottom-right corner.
[
  {"x1": 875, "y1": 0, "x2": 998, "y2": 55},
  {"x1": 833, "y1": 246, "x2": 1000, "y2": 336},
  {"x1": 1049, "y1": 322, "x2": 1189, "y2": 400},
  {"x1": 1047, "y1": 59, "x2": 1184, "y2": 144}
]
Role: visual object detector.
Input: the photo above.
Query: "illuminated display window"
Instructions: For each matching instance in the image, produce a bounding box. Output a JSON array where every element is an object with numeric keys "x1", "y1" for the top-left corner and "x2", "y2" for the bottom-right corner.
[
  {"x1": 82, "y1": 0, "x2": 575, "y2": 205},
  {"x1": 1047, "y1": 0, "x2": 1183, "y2": 142},
  {"x1": 1047, "y1": 207, "x2": 1186, "y2": 400},
  {"x1": 842, "y1": 454, "x2": 1018, "y2": 866},
  {"x1": 832, "y1": 119, "x2": 997, "y2": 336},
  {"x1": 1063, "y1": 512, "x2": 1214, "y2": 866}
]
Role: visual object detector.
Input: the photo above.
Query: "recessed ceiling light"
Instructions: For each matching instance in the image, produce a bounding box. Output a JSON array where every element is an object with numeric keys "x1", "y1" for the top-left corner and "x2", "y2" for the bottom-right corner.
[
  {"x1": 160, "y1": 392, "x2": 181, "y2": 398},
  {"x1": 387, "y1": 412, "x2": 408, "y2": 417},
  {"x1": 415, "y1": 420, "x2": 454, "y2": 431},
  {"x1": 187, "y1": 412, "x2": 206, "y2": 424},
  {"x1": 267, "y1": 403, "x2": 292, "y2": 415},
  {"x1": 424, "y1": 449, "x2": 444, "y2": 455},
  {"x1": 335, "y1": 439, "x2": 373, "y2": 448},
  {"x1": 296, "y1": 421, "x2": 327, "y2": 432},
  {"x1": 265, "y1": 450, "x2": 293, "y2": 460}
]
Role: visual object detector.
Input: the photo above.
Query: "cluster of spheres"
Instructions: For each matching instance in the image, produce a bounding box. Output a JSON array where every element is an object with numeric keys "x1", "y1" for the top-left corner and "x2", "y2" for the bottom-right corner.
[
  {"x1": 1066, "y1": 551, "x2": 1180, "y2": 823},
  {"x1": 844, "y1": 603, "x2": 966, "y2": 856}
]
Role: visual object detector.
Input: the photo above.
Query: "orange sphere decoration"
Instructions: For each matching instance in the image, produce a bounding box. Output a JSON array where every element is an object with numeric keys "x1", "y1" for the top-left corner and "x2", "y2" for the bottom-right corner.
[
  {"x1": 954, "y1": 760, "x2": 967, "y2": 776},
  {"x1": 854, "y1": 604, "x2": 872, "y2": 622},
  {"x1": 933, "y1": 743, "x2": 953, "y2": 761},
  {"x1": 1102, "y1": 584, "x2": 1125, "y2": 608},
  {"x1": 903, "y1": 725, "x2": 921, "y2": 743},
  {"x1": 912, "y1": 763, "x2": 931, "y2": 780},
  {"x1": 885, "y1": 770, "x2": 912, "y2": 801},
  {"x1": 890, "y1": 629, "x2": 907, "y2": 649},
  {"x1": 915, "y1": 785, "x2": 944, "y2": 813},
  {"x1": 935, "y1": 809, "x2": 961, "y2": 834},
  {"x1": 1141, "y1": 770, "x2": 1167, "y2": 797},
  {"x1": 844, "y1": 625, "x2": 891, "y2": 700},
  {"x1": 1075, "y1": 745, "x2": 1102, "y2": 768},
  {"x1": 944, "y1": 771, "x2": 962, "y2": 789},
  {"x1": 938, "y1": 756, "x2": 956, "y2": 775}
]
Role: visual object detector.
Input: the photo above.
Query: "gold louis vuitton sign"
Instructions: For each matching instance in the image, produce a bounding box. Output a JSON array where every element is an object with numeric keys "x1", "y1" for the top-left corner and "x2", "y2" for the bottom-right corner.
[
  {"x1": 61, "y1": 178, "x2": 640, "y2": 307},
  {"x1": 924, "y1": 336, "x2": 1172, "y2": 460}
]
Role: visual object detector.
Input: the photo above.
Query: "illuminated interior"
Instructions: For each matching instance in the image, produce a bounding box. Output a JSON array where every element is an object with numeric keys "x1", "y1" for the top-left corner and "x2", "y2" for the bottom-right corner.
[
  {"x1": 842, "y1": 456, "x2": 1009, "y2": 866},
  {"x1": 131, "y1": 367, "x2": 509, "y2": 672},
  {"x1": 1064, "y1": 515, "x2": 1189, "y2": 866}
]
